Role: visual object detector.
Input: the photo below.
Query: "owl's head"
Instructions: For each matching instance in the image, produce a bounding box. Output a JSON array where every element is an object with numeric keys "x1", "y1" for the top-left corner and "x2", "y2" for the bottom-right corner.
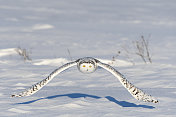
[{"x1": 77, "y1": 57, "x2": 98, "y2": 74}]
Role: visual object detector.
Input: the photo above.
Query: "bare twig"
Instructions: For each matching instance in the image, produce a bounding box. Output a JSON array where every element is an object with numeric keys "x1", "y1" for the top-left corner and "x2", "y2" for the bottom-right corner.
[
  {"x1": 133, "y1": 36, "x2": 152, "y2": 63},
  {"x1": 141, "y1": 36, "x2": 152, "y2": 63},
  {"x1": 15, "y1": 47, "x2": 32, "y2": 61},
  {"x1": 112, "y1": 51, "x2": 121, "y2": 61},
  {"x1": 118, "y1": 44, "x2": 135, "y2": 65},
  {"x1": 67, "y1": 49, "x2": 72, "y2": 61}
]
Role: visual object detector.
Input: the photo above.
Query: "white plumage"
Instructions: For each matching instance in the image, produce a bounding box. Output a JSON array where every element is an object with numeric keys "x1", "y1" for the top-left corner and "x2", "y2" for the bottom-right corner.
[{"x1": 12, "y1": 57, "x2": 158, "y2": 103}]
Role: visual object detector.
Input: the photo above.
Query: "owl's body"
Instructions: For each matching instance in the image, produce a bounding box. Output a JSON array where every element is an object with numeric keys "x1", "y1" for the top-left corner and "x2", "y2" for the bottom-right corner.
[{"x1": 12, "y1": 57, "x2": 158, "y2": 103}]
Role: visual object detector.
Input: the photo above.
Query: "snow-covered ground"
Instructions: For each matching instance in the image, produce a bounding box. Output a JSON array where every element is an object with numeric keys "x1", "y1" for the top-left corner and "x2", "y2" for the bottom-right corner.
[{"x1": 0, "y1": 0, "x2": 176, "y2": 117}]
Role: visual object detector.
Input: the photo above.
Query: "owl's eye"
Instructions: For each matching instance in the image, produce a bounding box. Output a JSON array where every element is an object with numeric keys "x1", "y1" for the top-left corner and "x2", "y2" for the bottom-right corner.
[
  {"x1": 89, "y1": 65, "x2": 92, "y2": 68},
  {"x1": 83, "y1": 65, "x2": 86, "y2": 67}
]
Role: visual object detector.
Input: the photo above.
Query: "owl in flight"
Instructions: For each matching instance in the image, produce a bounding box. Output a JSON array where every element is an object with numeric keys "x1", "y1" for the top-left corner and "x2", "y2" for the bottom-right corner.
[{"x1": 12, "y1": 57, "x2": 158, "y2": 103}]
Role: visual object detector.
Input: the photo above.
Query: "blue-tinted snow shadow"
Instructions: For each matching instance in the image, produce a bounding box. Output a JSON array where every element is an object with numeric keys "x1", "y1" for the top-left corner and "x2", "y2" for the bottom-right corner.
[
  {"x1": 105, "y1": 96, "x2": 155, "y2": 109},
  {"x1": 15, "y1": 93, "x2": 101, "y2": 105},
  {"x1": 15, "y1": 93, "x2": 155, "y2": 109}
]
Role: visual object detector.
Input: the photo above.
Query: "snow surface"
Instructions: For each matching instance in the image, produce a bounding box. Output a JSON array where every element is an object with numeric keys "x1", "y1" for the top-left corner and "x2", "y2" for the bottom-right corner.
[{"x1": 0, "y1": 0, "x2": 176, "y2": 117}]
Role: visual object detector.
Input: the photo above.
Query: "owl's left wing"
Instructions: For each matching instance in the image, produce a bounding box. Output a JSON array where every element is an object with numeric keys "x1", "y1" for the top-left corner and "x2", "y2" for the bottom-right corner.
[
  {"x1": 12, "y1": 61, "x2": 77, "y2": 97},
  {"x1": 97, "y1": 61, "x2": 158, "y2": 103}
]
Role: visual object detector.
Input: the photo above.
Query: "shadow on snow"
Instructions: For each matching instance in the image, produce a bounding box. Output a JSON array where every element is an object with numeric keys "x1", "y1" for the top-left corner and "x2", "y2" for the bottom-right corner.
[
  {"x1": 105, "y1": 96, "x2": 155, "y2": 109},
  {"x1": 15, "y1": 93, "x2": 155, "y2": 109}
]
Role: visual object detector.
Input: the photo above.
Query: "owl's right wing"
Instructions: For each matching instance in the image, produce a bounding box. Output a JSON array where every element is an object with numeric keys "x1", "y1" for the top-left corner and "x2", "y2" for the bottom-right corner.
[
  {"x1": 12, "y1": 61, "x2": 77, "y2": 97},
  {"x1": 97, "y1": 61, "x2": 158, "y2": 103}
]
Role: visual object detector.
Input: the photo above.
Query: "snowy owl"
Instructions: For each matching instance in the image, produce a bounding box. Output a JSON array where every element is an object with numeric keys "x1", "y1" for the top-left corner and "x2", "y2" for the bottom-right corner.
[{"x1": 12, "y1": 57, "x2": 158, "y2": 103}]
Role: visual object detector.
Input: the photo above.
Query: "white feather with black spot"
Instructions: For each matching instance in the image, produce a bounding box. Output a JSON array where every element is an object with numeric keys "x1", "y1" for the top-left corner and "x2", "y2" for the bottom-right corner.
[
  {"x1": 12, "y1": 61, "x2": 77, "y2": 97},
  {"x1": 97, "y1": 61, "x2": 158, "y2": 103}
]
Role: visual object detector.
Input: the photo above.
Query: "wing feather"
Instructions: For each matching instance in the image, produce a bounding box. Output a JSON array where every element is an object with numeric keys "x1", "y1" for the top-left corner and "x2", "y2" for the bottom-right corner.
[
  {"x1": 97, "y1": 61, "x2": 158, "y2": 103},
  {"x1": 12, "y1": 61, "x2": 77, "y2": 97}
]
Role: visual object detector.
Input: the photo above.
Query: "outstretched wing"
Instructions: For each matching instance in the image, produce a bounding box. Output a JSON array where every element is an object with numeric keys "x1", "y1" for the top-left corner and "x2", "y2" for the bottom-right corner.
[
  {"x1": 12, "y1": 61, "x2": 77, "y2": 97},
  {"x1": 97, "y1": 61, "x2": 158, "y2": 103}
]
